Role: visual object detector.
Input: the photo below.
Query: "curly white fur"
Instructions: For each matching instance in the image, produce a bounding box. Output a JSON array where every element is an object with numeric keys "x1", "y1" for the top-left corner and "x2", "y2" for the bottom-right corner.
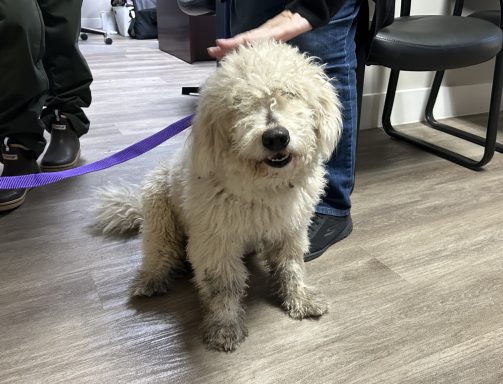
[
  {"x1": 93, "y1": 184, "x2": 143, "y2": 234},
  {"x1": 94, "y1": 41, "x2": 342, "y2": 352}
]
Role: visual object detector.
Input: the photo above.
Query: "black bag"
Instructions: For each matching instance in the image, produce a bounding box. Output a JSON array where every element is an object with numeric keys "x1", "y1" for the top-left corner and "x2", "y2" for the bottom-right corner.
[{"x1": 128, "y1": 0, "x2": 157, "y2": 39}]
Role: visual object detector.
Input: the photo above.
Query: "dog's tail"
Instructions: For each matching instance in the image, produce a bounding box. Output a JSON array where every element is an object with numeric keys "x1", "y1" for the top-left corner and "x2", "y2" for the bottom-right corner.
[{"x1": 93, "y1": 184, "x2": 143, "y2": 235}]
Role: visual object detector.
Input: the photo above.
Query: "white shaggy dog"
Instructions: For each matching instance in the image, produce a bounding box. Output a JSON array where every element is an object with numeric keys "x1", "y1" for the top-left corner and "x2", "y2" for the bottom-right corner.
[{"x1": 95, "y1": 41, "x2": 342, "y2": 352}]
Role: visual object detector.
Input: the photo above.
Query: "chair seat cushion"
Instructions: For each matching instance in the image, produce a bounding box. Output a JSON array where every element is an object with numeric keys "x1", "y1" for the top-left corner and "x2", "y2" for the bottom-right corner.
[
  {"x1": 469, "y1": 10, "x2": 501, "y2": 27},
  {"x1": 368, "y1": 15, "x2": 503, "y2": 71},
  {"x1": 177, "y1": 0, "x2": 215, "y2": 16}
]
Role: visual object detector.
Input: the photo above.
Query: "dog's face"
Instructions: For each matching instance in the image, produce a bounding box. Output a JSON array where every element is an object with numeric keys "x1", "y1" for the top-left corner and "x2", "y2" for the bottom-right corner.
[{"x1": 191, "y1": 41, "x2": 342, "y2": 182}]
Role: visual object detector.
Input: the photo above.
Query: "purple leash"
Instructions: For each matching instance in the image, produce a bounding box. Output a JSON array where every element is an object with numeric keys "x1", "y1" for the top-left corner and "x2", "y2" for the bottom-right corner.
[{"x1": 0, "y1": 114, "x2": 193, "y2": 190}]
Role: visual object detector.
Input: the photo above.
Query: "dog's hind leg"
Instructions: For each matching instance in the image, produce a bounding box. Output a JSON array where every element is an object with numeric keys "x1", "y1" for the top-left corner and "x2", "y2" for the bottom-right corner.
[
  {"x1": 130, "y1": 182, "x2": 187, "y2": 297},
  {"x1": 188, "y1": 235, "x2": 249, "y2": 352},
  {"x1": 263, "y1": 232, "x2": 328, "y2": 319}
]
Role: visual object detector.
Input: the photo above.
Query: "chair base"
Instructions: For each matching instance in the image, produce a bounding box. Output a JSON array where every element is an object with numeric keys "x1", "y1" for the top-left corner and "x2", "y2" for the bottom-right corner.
[
  {"x1": 383, "y1": 122, "x2": 498, "y2": 171},
  {"x1": 382, "y1": 51, "x2": 503, "y2": 171},
  {"x1": 425, "y1": 117, "x2": 503, "y2": 154},
  {"x1": 80, "y1": 27, "x2": 113, "y2": 45}
]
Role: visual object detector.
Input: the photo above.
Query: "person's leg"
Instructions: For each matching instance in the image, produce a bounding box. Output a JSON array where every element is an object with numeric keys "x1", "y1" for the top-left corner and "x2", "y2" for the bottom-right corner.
[
  {"x1": 291, "y1": 0, "x2": 359, "y2": 216},
  {"x1": 0, "y1": 0, "x2": 45, "y2": 211},
  {"x1": 228, "y1": 0, "x2": 360, "y2": 260},
  {"x1": 0, "y1": 0, "x2": 48, "y2": 156},
  {"x1": 38, "y1": 0, "x2": 93, "y2": 170},
  {"x1": 290, "y1": 0, "x2": 360, "y2": 260}
]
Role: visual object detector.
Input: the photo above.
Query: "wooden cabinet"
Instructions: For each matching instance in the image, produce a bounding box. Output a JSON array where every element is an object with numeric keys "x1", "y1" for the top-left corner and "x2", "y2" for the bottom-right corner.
[{"x1": 157, "y1": 0, "x2": 216, "y2": 63}]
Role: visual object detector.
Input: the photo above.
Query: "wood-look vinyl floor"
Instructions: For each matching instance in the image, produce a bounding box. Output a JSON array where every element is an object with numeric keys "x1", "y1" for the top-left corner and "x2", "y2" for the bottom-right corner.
[{"x1": 1, "y1": 36, "x2": 503, "y2": 384}]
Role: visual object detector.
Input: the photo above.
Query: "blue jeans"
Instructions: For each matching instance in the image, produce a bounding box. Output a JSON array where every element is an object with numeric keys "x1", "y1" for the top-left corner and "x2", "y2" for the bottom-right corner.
[{"x1": 230, "y1": 0, "x2": 360, "y2": 217}]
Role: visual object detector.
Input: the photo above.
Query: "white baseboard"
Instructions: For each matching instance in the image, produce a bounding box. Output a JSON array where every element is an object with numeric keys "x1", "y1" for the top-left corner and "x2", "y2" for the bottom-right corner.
[
  {"x1": 360, "y1": 82, "x2": 502, "y2": 130},
  {"x1": 81, "y1": 18, "x2": 102, "y2": 29}
]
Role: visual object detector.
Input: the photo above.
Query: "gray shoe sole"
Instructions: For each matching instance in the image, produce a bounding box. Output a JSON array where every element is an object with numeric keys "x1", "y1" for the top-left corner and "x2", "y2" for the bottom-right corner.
[
  {"x1": 0, "y1": 189, "x2": 28, "y2": 212},
  {"x1": 304, "y1": 217, "x2": 353, "y2": 262}
]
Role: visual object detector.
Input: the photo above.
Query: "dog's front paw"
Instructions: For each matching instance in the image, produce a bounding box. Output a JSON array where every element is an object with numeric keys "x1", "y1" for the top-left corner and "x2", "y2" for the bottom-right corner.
[
  {"x1": 203, "y1": 321, "x2": 248, "y2": 352},
  {"x1": 129, "y1": 270, "x2": 170, "y2": 297},
  {"x1": 283, "y1": 288, "x2": 328, "y2": 319}
]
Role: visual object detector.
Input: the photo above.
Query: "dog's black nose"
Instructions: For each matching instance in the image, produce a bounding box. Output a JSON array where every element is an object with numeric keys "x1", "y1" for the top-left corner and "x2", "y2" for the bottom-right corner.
[{"x1": 262, "y1": 127, "x2": 290, "y2": 151}]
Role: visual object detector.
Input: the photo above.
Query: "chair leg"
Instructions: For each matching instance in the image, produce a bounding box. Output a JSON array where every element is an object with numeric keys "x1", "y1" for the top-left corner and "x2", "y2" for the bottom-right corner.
[
  {"x1": 425, "y1": 70, "x2": 503, "y2": 153},
  {"x1": 181, "y1": 87, "x2": 200, "y2": 95},
  {"x1": 381, "y1": 55, "x2": 503, "y2": 170},
  {"x1": 424, "y1": 70, "x2": 444, "y2": 125},
  {"x1": 382, "y1": 69, "x2": 400, "y2": 130}
]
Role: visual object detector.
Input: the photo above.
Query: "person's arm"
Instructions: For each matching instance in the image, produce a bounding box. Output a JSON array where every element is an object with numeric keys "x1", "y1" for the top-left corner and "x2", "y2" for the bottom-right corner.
[
  {"x1": 207, "y1": 10, "x2": 312, "y2": 59},
  {"x1": 207, "y1": 0, "x2": 345, "y2": 59}
]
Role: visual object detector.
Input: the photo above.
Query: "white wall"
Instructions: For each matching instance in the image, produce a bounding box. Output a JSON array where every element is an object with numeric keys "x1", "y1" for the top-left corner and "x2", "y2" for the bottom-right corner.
[
  {"x1": 81, "y1": 0, "x2": 111, "y2": 29},
  {"x1": 361, "y1": 0, "x2": 502, "y2": 130}
]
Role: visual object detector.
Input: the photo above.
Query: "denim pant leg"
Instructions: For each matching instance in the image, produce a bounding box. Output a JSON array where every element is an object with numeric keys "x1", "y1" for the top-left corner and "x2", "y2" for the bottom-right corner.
[
  {"x1": 291, "y1": 0, "x2": 360, "y2": 217},
  {"x1": 229, "y1": 0, "x2": 360, "y2": 216}
]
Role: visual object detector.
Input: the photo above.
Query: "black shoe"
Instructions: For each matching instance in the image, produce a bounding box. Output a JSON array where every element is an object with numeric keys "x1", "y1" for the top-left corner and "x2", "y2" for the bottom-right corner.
[
  {"x1": 304, "y1": 213, "x2": 353, "y2": 262},
  {"x1": 0, "y1": 141, "x2": 40, "y2": 212},
  {"x1": 41, "y1": 110, "x2": 80, "y2": 172}
]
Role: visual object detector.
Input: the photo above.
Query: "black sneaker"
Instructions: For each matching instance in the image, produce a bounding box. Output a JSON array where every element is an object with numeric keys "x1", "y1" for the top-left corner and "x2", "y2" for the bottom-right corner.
[
  {"x1": 0, "y1": 140, "x2": 40, "y2": 212},
  {"x1": 41, "y1": 110, "x2": 80, "y2": 172},
  {"x1": 304, "y1": 213, "x2": 353, "y2": 262}
]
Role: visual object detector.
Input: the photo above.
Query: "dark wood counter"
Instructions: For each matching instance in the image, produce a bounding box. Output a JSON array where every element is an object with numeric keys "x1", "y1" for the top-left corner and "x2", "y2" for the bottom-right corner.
[{"x1": 157, "y1": 1, "x2": 216, "y2": 63}]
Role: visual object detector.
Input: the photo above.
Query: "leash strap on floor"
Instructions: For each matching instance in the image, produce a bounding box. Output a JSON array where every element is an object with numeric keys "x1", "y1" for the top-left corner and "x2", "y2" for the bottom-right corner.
[{"x1": 0, "y1": 114, "x2": 193, "y2": 190}]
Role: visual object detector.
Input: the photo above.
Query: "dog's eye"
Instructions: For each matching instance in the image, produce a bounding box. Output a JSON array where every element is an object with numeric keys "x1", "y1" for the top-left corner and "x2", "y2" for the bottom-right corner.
[
  {"x1": 280, "y1": 90, "x2": 296, "y2": 99},
  {"x1": 232, "y1": 96, "x2": 243, "y2": 106}
]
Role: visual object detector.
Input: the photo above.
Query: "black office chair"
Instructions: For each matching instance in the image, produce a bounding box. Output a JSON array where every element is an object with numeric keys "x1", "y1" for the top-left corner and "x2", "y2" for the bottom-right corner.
[
  {"x1": 80, "y1": 27, "x2": 113, "y2": 45},
  {"x1": 469, "y1": 9, "x2": 501, "y2": 26},
  {"x1": 177, "y1": 0, "x2": 230, "y2": 95},
  {"x1": 367, "y1": 0, "x2": 503, "y2": 170}
]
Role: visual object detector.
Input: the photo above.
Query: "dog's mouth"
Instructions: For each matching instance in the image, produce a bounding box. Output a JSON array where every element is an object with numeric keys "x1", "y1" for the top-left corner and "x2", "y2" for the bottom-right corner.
[{"x1": 264, "y1": 152, "x2": 292, "y2": 168}]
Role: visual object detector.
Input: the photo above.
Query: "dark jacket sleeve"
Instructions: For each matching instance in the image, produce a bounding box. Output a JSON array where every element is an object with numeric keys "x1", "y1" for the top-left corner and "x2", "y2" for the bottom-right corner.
[
  {"x1": 286, "y1": 1, "x2": 395, "y2": 34},
  {"x1": 285, "y1": 0, "x2": 346, "y2": 29}
]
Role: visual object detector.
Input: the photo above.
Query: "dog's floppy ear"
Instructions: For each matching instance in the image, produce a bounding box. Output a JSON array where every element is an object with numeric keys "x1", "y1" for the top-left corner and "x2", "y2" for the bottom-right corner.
[
  {"x1": 312, "y1": 76, "x2": 342, "y2": 162},
  {"x1": 190, "y1": 91, "x2": 229, "y2": 177}
]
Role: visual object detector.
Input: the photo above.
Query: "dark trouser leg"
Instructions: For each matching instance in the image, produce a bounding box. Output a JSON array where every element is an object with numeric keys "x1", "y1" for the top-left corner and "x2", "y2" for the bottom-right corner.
[
  {"x1": 38, "y1": 0, "x2": 93, "y2": 137},
  {"x1": 0, "y1": 0, "x2": 48, "y2": 157},
  {"x1": 229, "y1": 0, "x2": 285, "y2": 36}
]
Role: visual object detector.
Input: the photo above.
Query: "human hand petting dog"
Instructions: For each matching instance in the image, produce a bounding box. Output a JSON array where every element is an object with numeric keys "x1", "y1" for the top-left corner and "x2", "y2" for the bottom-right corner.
[{"x1": 207, "y1": 10, "x2": 312, "y2": 60}]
